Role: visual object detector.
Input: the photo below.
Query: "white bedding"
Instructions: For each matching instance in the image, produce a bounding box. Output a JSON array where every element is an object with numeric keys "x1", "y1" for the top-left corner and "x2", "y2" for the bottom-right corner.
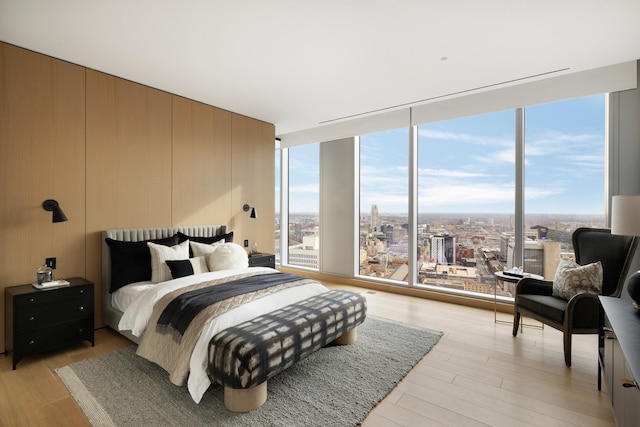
[
  {"x1": 118, "y1": 267, "x2": 328, "y2": 403},
  {"x1": 111, "y1": 281, "x2": 154, "y2": 312}
]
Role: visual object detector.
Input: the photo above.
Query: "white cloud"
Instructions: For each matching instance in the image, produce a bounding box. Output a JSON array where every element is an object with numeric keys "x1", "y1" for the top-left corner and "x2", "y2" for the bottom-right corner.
[{"x1": 418, "y1": 128, "x2": 513, "y2": 148}]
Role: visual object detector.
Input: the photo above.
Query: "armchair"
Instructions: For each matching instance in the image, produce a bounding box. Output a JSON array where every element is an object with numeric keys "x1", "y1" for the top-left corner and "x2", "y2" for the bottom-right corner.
[{"x1": 512, "y1": 227, "x2": 638, "y2": 367}]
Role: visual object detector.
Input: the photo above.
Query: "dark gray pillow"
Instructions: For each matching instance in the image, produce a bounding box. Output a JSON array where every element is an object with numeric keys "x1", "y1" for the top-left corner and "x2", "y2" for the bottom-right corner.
[
  {"x1": 106, "y1": 234, "x2": 179, "y2": 293},
  {"x1": 166, "y1": 259, "x2": 195, "y2": 279},
  {"x1": 177, "y1": 231, "x2": 233, "y2": 257}
]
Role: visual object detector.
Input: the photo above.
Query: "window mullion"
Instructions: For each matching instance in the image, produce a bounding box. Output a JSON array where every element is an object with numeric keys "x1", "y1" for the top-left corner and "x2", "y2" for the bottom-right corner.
[{"x1": 515, "y1": 108, "x2": 525, "y2": 267}]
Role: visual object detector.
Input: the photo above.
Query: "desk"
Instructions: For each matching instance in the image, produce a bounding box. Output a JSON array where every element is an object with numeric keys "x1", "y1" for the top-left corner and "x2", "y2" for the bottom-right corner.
[{"x1": 494, "y1": 271, "x2": 544, "y2": 330}]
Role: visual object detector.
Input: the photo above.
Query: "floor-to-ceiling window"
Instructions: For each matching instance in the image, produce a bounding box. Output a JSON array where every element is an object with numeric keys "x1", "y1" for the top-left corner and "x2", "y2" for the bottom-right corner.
[
  {"x1": 416, "y1": 110, "x2": 516, "y2": 296},
  {"x1": 281, "y1": 94, "x2": 606, "y2": 301},
  {"x1": 287, "y1": 143, "x2": 320, "y2": 269},
  {"x1": 358, "y1": 128, "x2": 409, "y2": 281},
  {"x1": 522, "y1": 94, "x2": 606, "y2": 286}
]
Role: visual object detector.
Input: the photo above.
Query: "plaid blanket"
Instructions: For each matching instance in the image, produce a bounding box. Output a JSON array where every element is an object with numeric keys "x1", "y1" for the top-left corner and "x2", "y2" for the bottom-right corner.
[{"x1": 208, "y1": 289, "x2": 367, "y2": 389}]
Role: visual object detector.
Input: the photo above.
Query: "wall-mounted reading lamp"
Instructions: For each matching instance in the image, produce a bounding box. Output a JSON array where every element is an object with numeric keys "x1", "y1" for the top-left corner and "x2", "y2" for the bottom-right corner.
[
  {"x1": 42, "y1": 199, "x2": 68, "y2": 223},
  {"x1": 243, "y1": 203, "x2": 257, "y2": 219}
]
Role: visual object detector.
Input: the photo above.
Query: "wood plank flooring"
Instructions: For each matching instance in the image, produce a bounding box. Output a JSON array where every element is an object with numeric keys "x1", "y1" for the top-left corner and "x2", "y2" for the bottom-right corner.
[{"x1": 0, "y1": 281, "x2": 614, "y2": 426}]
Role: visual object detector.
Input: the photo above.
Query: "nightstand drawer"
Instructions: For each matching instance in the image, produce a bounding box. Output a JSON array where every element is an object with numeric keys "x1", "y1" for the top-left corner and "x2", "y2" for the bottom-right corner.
[
  {"x1": 15, "y1": 318, "x2": 94, "y2": 356},
  {"x1": 248, "y1": 254, "x2": 276, "y2": 268},
  {"x1": 14, "y1": 284, "x2": 93, "y2": 308},
  {"x1": 15, "y1": 298, "x2": 93, "y2": 332}
]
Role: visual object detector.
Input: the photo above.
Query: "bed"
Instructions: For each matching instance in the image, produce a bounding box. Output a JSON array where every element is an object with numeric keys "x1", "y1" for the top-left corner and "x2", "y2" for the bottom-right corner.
[{"x1": 101, "y1": 225, "x2": 332, "y2": 404}]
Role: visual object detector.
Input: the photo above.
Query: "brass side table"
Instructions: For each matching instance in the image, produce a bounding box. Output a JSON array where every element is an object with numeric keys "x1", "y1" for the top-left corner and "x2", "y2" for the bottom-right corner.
[{"x1": 494, "y1": 271, "x2": 544, "y2": 330}]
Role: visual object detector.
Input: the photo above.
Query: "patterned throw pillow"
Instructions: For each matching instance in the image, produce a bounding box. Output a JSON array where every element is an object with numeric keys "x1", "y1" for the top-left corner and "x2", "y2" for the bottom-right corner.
[{"x1": 552, "y1": 259, "x2": 603, "y2": 300}]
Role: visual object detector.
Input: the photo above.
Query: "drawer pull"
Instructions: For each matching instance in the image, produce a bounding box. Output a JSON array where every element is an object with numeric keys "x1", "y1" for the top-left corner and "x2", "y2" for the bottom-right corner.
[
  {"x1": 621, "y1": 379, "x2": 638, "y2": 389},
  {"x1": 80, "y1": 289, "x2": 84, "y2": 294},
  {"x1": 28, "y1": 316, "x2": 35, "y2": 321},
  {"x1": 29, "y1": 298, "x2": 34, "y2": 303},
  {"x1": 604, "y1": 330, "x2": 616, "y2": 340},
  {"x1": 78, "y1": 328, "x2": 84, "y2": 333},
  {"x1": 78, "y1": 306, "x2": 84, "y2": 311},
  {"x1": 28, "y1": 340, "x2": 35, "y2": 346}
]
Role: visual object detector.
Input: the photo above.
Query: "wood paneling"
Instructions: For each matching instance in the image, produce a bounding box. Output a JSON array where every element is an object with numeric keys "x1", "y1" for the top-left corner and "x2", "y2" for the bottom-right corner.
[
  {"x1": 0, "y1": 43, "x2": 86, "y2": 346},
  {"x1": 231, "y1": 115, "x2": 275, "y2": 253},
  {"x1": 85, "y1": 70, "x2": 173, "y2": 229},
  {"x1": 0, "y1": 42, "x2": 276, "y2": 334},
  {"x1": 85, "y1": 70, "x2": 173, "y2": 323},
  {"x1": 171, "y1": 96, "x2": 233, "y2": 225}
]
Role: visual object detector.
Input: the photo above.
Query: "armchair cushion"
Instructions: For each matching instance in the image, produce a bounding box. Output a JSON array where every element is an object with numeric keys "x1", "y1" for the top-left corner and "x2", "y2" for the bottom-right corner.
[
  {"x1": 552, "y1": 259, "x2": 603, "y2": 300},
  {"x1": 517, "y1": 294, "x2": 567, "y2": 324}
]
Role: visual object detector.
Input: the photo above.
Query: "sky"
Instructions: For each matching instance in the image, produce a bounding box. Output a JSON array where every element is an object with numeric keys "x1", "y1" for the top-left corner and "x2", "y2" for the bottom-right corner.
[{"x1": 284, "y1": 94, "x2": 606, "y2": 216}]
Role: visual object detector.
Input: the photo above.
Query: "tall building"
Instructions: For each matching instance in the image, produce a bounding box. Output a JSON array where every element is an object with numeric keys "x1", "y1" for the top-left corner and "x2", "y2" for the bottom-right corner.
[
  {"x1": 371, "y1": 204, "x2": 380, "y2": 233},
  {"x1": 431, "y1": 235, "x2": 456, "y2": 265}
]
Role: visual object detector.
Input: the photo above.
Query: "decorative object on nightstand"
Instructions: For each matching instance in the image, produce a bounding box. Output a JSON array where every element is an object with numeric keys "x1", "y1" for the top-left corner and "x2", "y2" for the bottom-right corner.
[
  {"x1": 4, "y1": 277, "x2": 94, "y2": 369},
  {"x1": 611, "y1": 194, "x2": 640, "y2": 308},
  {"x1": 36, "y1": 263, "x2": 53, "y2": 284},
  {"x1": 248, "y1": 253, "x2": 276, "y2": 269}
]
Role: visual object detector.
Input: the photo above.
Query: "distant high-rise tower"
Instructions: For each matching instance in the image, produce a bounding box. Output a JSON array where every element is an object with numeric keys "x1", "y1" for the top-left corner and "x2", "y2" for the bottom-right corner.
[
  {"x1": 371, "y1": 204, "x2": 380, "y2": 232},
  {"x1": 431, "y1": 235, "x2": 456, "y2": 265}
]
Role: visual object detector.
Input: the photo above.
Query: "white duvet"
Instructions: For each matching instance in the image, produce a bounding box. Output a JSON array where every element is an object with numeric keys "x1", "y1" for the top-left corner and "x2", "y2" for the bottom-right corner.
[{"x1": 118, "y1": 267, "x2": 328, "y2": 403}]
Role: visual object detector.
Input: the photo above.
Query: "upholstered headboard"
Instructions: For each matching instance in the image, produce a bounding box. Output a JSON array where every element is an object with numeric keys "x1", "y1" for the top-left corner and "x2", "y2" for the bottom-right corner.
[{"x1": 101, "y1": 225, "x2": 228, "y2": 343}]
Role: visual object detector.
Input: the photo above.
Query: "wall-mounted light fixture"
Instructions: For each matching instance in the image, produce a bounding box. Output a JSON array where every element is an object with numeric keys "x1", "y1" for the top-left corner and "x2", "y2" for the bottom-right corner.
[
  {"x1": 42, "y1": 199, "x2": 68, "y2": 223},
  {"x1": 243, "y1": 203, "x2": 257, "y2": 219}
]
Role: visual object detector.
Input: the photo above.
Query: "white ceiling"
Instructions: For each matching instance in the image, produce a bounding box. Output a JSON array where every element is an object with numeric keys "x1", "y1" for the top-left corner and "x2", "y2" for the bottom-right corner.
[{"x1": 1, "y1": 0, "x2": 640, "y2": 136}]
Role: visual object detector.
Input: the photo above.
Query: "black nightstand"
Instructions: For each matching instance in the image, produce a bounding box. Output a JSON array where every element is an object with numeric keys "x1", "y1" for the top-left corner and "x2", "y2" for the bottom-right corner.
[
  {"x1": 248, "y1": 253, "x2": 276, "y2": 269},
  {"x1": 4, "y1": 277, "x2": 95, "y2": 369}
]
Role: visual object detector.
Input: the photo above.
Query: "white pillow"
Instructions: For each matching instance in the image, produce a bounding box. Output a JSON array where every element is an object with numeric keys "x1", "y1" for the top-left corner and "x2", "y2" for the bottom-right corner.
[
  {"x1": 190, "y1": 240, "x2": 225, "y2": 257},
  {"x1": 552, "y1": 259, "x2": 603, "y2": 300},
  {"x1": 188, "y1": 256, "x2": 209, "y2": 275},
  {"x1": 147, "y1": 240, "x2": 189, "y2": 283},
  {"x1": 207, "y1": 242, "x2": 249, "y2": 271}
]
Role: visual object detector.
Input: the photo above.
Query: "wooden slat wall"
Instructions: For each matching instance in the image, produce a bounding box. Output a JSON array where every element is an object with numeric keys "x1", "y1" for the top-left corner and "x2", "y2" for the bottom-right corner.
[
  {"x1": 0, "y1": 43, "x2": 86, "y2": 347},
  {"x1": 0, "y1": 42, "x2": 275, "y2": 346},
  {"x1": 85, "y1": 70, "x2": 174, "y2": 321},
  {"x1": 231, "y1": 115, "x2": 276, "y2": 255},
  {"x1": 171, "y1": 96, "x2": 233, "y2": 226}
]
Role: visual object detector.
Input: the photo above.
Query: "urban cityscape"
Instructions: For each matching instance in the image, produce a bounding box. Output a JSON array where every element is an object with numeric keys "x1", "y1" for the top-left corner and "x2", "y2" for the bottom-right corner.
[{"x1": 282, "y1": 206, "x2": 605, "y2": 299}]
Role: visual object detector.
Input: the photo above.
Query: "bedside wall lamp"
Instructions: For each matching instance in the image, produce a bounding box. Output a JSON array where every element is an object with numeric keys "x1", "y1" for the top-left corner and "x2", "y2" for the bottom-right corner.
[
  {"x1": 42, "y1": 199, "x2": 68, "y2": 223},
  {"x1": 243, "y1": 203, "x2": 258, "y2": 219}
]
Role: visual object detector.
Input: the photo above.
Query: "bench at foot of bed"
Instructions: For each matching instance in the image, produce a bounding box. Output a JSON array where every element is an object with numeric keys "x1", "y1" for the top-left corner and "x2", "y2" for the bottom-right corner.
[{"x1": 208, "y1": 289, "x2": 367, "y2": 412}]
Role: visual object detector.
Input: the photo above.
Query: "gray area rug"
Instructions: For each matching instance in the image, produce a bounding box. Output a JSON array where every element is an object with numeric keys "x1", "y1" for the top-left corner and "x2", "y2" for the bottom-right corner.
[{"x1": 56, "y1": 316, "x2": 442, "y2": 427}]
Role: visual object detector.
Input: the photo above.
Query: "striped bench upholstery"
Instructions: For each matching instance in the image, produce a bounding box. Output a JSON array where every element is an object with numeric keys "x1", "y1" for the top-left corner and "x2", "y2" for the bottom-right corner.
[{"x1": 208, "y1": 289, "x2": 367, "y2": 412}]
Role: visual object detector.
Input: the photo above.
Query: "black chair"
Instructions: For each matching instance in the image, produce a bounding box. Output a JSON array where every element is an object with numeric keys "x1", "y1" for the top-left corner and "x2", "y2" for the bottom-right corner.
[{"x1": 512, "y1": 227, "x2": 638, "y2": 367}]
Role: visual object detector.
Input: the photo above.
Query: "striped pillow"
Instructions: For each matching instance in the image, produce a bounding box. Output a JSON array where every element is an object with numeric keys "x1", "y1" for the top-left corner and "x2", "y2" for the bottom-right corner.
[{"x1": 147, "y1": 240, "x2": 189, "y2": 283}]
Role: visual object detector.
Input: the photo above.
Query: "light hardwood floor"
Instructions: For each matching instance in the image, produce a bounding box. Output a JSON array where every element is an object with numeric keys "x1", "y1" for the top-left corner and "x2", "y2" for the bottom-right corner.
[{"x1": 0, "y1": 281, "x2": 614, "y2": 426}]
